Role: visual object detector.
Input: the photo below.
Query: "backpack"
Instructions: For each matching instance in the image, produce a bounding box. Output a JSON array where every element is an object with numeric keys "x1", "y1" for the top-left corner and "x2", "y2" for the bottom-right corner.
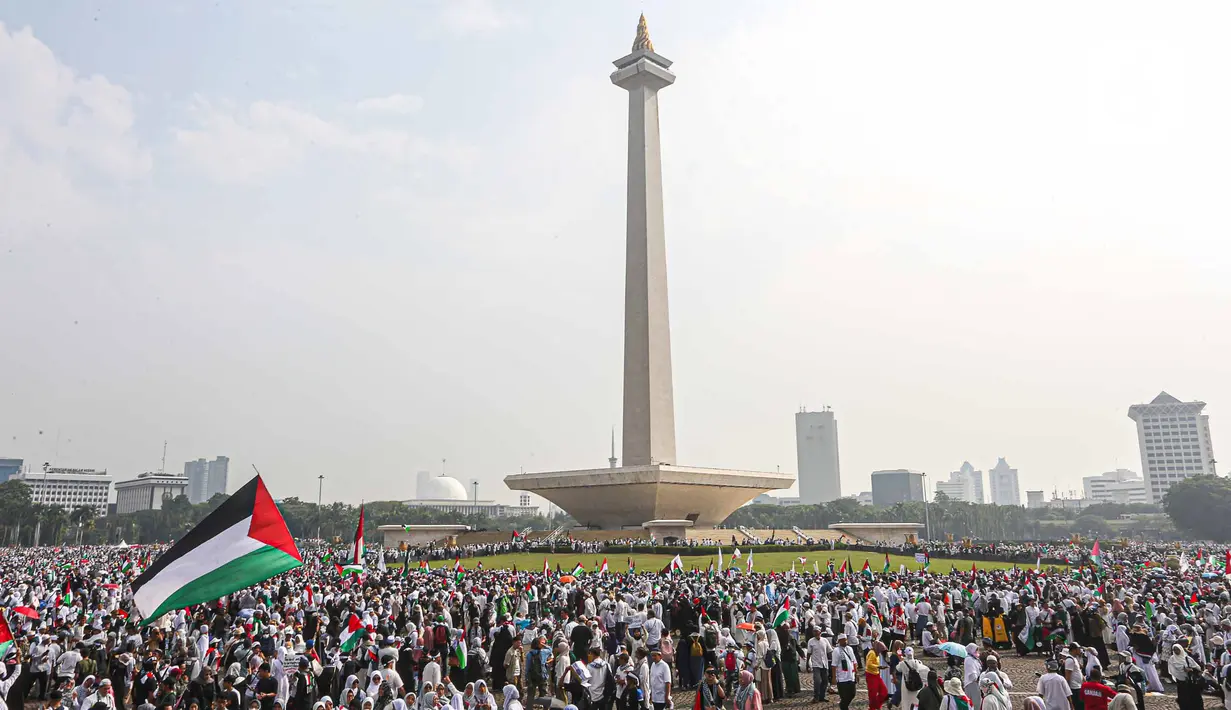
[
  {"x1": 434, "y1": 625, "x2": 449, "y2": 648},
  {"x1": 905, "y1": 662, "x2": 924, "y2": 692},
  {"x1": 528, "y1": 650, "x2": 546, "y2": 683},
  {"x1": 602, "y1": 663, "x2": 616, "y2": 700},
  {"x1": 724, "y1": 651, "x2": 737, "y2": 672},
  {"x1": 691, "y1": 640, "x2": 704, "y2": 657}
]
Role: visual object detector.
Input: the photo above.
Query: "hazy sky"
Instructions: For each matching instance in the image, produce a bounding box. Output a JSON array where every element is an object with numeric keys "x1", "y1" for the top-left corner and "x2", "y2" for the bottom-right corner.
[{"x1": 2, "y1": 1, "x2": 1229, "y2": 507}]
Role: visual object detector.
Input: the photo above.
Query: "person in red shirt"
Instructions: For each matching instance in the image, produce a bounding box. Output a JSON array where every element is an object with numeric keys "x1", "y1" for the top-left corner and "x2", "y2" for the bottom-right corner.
[{"x1": 1079, "y1": 667, "x2": 1118, "y2": 710}]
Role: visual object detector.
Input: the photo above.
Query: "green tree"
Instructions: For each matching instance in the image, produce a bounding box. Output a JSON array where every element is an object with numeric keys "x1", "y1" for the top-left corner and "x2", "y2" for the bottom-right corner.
[{"x1": 1163, "y1": 475, "x2": 1231, "y2": 542}]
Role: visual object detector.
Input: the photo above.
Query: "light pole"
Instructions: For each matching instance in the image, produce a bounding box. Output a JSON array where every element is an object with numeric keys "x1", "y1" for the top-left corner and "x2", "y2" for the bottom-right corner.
[{"x1": 316, "y1": 475, "x2": 324, "y2": 540}]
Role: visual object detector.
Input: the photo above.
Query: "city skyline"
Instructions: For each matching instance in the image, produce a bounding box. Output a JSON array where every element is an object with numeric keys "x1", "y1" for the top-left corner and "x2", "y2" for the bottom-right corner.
[{"x1": 2, "y1": 3, "x2": 1230, "y2": 505}]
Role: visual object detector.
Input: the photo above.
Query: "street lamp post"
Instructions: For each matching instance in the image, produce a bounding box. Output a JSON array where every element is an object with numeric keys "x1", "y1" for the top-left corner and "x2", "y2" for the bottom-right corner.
[{"x1": 316, "y1": 475, "x2": 324, "y2": 540}]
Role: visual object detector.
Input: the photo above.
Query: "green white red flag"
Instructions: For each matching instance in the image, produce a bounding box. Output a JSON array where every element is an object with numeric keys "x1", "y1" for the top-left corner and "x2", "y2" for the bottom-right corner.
[{"x1": 131, "y1": 476, "x2": 302, "y2": 622}]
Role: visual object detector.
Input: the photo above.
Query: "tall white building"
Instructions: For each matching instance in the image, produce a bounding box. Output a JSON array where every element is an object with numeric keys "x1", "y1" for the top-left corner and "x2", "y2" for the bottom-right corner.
[
  {"x1": 115, "y1": 472, "x2": 190, "y2": 514},
  {"x1": 935, "y1": 462, "x2": 984, "y2": 503},
  {"x1": 987, "y1": 458, "x2": 1020, "y2": 506},
  {"x1": 185, "y1": 459, "x2": 208, "y2": 503},
  {"x1": 1082, "y1": 469, "x2": 1147, "y2": 504},
  {"x1": 795, "y1": 408, "x2": 841, "y2": 503},
  {"x1": 184, "y1": 456, "x2": 230, "y2": 503},
  {"x1": 206, "y1": 456, "x2": 229, "y2": 498},
  {"x1": 1128, "y1": 392, "x2": 1216, "y2": 504},
  {"x1": 1025, "y1": 490, "x2": 1045, "y2": 509},
  {"x1": 14, "y1": 467, "x2": 112, "y2": 515}
]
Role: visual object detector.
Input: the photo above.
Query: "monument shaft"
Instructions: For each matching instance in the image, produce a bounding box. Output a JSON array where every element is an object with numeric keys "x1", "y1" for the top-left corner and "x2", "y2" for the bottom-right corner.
[{"x1": 612, "y1": 24, "x2": 677, "y2": 467}]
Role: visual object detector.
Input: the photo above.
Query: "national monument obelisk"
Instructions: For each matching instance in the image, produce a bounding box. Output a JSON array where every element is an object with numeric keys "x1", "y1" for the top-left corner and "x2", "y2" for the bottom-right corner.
[
  {"x1": 616, "y1": 15, "x2": 677, "y2": 469},
  {"x1": 504, "y1": 16, "x2": 792, "y2": 529}
]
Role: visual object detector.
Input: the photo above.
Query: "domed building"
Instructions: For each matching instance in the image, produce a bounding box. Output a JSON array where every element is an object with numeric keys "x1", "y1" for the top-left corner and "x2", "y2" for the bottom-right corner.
[
  {"x1": 402, "y1": 473, "x2": 538, "y2": 518},
  {"x1": 418, "y1": 474, "x2": 469, "y2": 501}
]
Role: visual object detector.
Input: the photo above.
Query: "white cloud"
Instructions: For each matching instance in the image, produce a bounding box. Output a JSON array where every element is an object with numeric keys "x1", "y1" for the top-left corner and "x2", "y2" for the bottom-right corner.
[
  {"x1": 435, "y1": 0, "x2": 522, "y2": 35},
  {"x1": 355, "y1": 93, "x2": 424, "y2": 116},
  {"x1": 171, "y1": 97, "x2": 436, "y2": 185},
  {"x1": 0, "y1": 22, "x2": 151, "y2": 236}
]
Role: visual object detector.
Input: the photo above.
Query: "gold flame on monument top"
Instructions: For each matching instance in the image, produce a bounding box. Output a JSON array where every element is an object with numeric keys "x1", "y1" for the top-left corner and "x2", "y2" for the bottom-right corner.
[{"x1": 632, "y1": 13, "x2": 654, "y2": 52}]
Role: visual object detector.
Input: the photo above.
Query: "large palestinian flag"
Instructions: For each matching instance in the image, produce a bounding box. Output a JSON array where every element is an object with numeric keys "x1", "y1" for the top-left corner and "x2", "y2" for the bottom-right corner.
[{"x1": 132, "y1": 475, "x2": 302, "y2": 622}]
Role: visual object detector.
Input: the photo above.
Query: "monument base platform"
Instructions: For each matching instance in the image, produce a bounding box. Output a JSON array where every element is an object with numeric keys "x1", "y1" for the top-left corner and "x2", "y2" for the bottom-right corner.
[{"x1": 504, "y1": 464, "x2": 793, "y2": 529}]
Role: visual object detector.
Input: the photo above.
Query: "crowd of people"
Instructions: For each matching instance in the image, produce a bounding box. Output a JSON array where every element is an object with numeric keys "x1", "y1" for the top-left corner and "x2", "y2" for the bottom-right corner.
[{"x1": 0, "y1": 539, "x2": 1226, "y2": 710}]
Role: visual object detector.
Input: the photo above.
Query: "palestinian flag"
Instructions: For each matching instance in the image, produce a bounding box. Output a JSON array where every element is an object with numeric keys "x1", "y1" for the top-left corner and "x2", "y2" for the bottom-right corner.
[
  {"x1": 340, "y1": 613, "x2": 366, "y2": 652},
  {"x1": 1144, "y1": 598, "x2": 1156, "y2": 619},
  {"x1": 883, "y1": 554, "x2": 891, "y2": 573},
  {"x1": 771, "y1": 597, "x2": 791, "y2": 627},
  {"x1": 861, "y1": 560, "x2": 873, "y2": 578},
  {"x1": 598, "y1": 558, "x2": 608, "y2": 575},
  {"x1": 707, "y1": 560, "x2": 715, "y2": 578},
  {"x1": 525, "y1": 582, "x2": 539, "y2": 602},
  {"x1": 798, "y1": 557, "x2": 807, "y2": 564},
  {"x1": 923, "y1": 551, "x2": 931, "y2": 570},
  {"x1": 628, "y1": 558, "x2": 636, "y2": 573},
  {"x1": 57, "y1": 579, "x2": 73, "y2": 607},
  {"x1": 0, "y1": 614, "x2": 12, "y2": 658},
  {"x1": 571, "y1": 562, "x2": 585, "y2": 576},
  {"x1": 1090, "y1": 540, "x2": 1102, "y2": 569},
  {"x1": 131, "y1": 476, "x2": 302, "y2": 622},
  {"x1": 544, "y1": 558, "x2": 550, "y2": 576},
  {"x1": 454, "y1": 629, "x2": 468, "y2": 670},
  {"x1": 477, "y1": 561, "x2": 484, "y2": 570},
  {"x1": 511, "y1": 530, "x2": 525, "y2": 542},
  {"x1": 454, "y1": 557, "x2": 465, "y2": 582},
  {"x1": 419, "y1": 559, "x2": 429, "y2": 570},
  {"x1": 121, "y1": 559, "x2": 134, "y2": 574},
  {"x1": 837, "y1": 558, "x2": 849, "y2": 575},
  {"x1": 344, "y1": 506, "x2": 365, "y2": 575}
]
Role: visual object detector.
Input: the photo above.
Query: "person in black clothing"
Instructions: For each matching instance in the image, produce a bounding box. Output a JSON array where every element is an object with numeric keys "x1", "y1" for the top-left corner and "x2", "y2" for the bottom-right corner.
[
  {"x1": 490, "y1": 620, "x2": 514, "y2": 688},
  {"x1": 290, "y1": 658, "x2": 317, "y2": 710},
  {"x1": 254, "y1": 664, "x2": 279, "y2": 710},
  {"x1": 221, "y1": 677, "x2": 243, "y2": 710},
  {"x1": 570, "y1": 620, "x2": 594, "y2": 659}
]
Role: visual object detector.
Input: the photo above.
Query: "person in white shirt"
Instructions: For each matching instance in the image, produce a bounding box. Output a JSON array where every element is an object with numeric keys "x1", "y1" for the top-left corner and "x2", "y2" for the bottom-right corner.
[
  {"x1": 644, "y1": 611, "x2": 665, "y2": 650},
  {"x1": 806, "y1": 628, "x2": 832, "y2": 702},
  {"x1": 586, "y1": 649, "x2": 609, "y2": 709},
  {"x1": 648, "y1": 649, "x2": 672, "y2": 710},
  {"x1": 0, "y1": 648, "x2": 25, "y2": 710},
  {"x1": 1037, "y1": 659, "x2": 1074, "y2": 710},
  {"x1": 915, "y1": 600, "x2": 933, "y2": 640},
  {"x1": 831, "y1": 633, "x2": 858, "y2": 710}
]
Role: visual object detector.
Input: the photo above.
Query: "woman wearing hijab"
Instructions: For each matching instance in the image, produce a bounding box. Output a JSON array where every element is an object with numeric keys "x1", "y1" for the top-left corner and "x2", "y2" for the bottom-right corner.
[
  {"x1": 366, "y1": 672, "x2": 384, "y2": 704},
  {"x1": 898, "y1": 648, "x2": 930, "y2": 710},
  {"x1": 939, "y1": 678, "x2": 972, "y2": 710},
  {"x1": 470, "y1": 681, "x2": 496, "y2": 710},
  {"x1": 961, "y1": 644, "x2": 982, "y2": 710},
  {"x1": 732, "y1": 670, "x2": 762, "y2": 710},
  {"x1": 865, "y1": 642, "x2": 889, "y2": 710},
  {"x1": 1166, "y1": 644, "x2": 1203, "y2": 710},
  {"x1": 501, "y1": 685, "x2": 522, "y2": 710},
  {"x1": 977, "y1": 677, "x2": 1009, "y2": 710}
]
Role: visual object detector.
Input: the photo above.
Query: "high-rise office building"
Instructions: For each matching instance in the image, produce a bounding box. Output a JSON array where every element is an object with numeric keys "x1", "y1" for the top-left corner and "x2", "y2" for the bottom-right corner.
[
  {"x1": 206, "y1": 456, "x2": 229, "y2": 498},
  {"x1": 1128, "y1": 392, "x2": 1216, "y2": 504},
  {"x1": 987, "y1": 458, "x2": 1020, "y2": 506},
  {"x1": 870, "y1": 469, "x2": 925, "y2": 506},
  {"x1": 185, "y1": 458, "x2": 208, "y2": 503},
  {"x1": 0, "y1": 458, "x2": 22, "y2": 484},
  {"x1": 795, "y1": 408, "x2": 841, "y2": 503},
  {"x1": 1082, "y1": 469, "x2": 1147, "y2": 505},
  {"x1": 934, "y1": 462, "x2": 984, "y2": 503},
  {"x1": 1025, "y1": 490, "x2": 1045, "y2": 508},
  {"x1": 184, "y1": 456, "x2": 230, "y2": 504}
]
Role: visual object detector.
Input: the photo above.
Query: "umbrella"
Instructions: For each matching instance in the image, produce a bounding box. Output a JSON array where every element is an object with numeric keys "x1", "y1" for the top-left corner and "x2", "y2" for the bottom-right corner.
[
  {"x1": 559, "y1": 575, "x2": 576, "y2": 584},
  {"x1": 939, "y1": 642, "x2": 967, "y2": 657},
  {"x1": 818, "y1": 581, "x2": 839, "y2": 594},
  {"x1": 11, "y1": 606, "x2": 39, "y2": 619},
  {"x1": 737, "y1": 622, "x2": 756, "y2": 631},
  {"x1": 101, "y1": 584, "x2": 120, "y2": 590}
]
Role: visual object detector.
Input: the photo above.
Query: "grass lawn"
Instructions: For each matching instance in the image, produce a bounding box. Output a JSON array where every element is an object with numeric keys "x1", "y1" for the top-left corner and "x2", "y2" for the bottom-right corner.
[{"x1": 441, "y1": 550, "x2": 1030, "y2": 574}]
